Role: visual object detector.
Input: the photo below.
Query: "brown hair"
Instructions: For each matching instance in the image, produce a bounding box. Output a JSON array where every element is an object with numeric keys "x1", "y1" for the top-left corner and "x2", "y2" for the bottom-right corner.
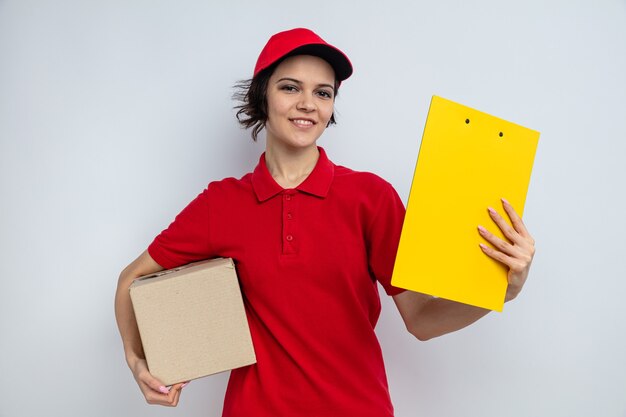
[{"x1": 233, "y1": 61, "x2": 340, "y2": 141}]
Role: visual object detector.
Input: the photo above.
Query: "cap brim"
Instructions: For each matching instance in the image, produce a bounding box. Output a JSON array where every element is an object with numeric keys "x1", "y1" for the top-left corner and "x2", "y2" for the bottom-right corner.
[{"x1": 283, "y1": 44, "x2": 353, "y2": 82}]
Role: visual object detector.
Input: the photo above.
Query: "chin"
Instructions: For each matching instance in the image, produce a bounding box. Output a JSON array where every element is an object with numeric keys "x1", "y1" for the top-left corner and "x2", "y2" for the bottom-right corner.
[{"x1": 270, "y1": 133, "x2": 323, "y2": 150}]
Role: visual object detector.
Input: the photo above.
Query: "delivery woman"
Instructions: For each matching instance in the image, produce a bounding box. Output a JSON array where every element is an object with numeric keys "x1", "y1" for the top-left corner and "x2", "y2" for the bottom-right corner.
[{"x1": 114, "y1": 28, "x2": 536, "y2": 416}]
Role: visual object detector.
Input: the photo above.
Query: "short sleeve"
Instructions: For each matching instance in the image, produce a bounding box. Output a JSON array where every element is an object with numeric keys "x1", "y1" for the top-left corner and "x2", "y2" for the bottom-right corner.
[
  {"x1": 366, "y1": 182, "x2": 407, "y2": 296},
  {"x1": 147, "y1": 187, "x2": 212, "y2": 269}
]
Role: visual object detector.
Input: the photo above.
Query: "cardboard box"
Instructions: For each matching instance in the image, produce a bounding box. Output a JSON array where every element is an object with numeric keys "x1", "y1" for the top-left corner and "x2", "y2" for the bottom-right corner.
[{"x1": 129, "y1": 258, "x2": 256, "y2": 386}]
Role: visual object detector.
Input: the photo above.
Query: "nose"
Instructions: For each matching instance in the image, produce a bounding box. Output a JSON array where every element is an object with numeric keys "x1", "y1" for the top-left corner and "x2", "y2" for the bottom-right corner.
[{"x1": 296, "y1": 93, "x2": 315, "y2": 112}]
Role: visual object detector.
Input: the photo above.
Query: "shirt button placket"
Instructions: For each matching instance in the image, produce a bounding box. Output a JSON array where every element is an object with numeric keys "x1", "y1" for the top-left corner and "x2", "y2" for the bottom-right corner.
[{"x1": 283, "y1": 192, "x2": 296, "y2": 255}]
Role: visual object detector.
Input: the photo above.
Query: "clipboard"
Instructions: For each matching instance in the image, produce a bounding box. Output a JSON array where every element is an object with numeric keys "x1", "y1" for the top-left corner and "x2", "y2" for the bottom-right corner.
[{"x1": 391, "y1": 96, "x2": 539, "y2": 311}]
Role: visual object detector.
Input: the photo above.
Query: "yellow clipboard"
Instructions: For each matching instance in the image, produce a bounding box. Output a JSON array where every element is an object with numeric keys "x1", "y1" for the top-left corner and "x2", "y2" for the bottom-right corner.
[{"x1": 391, "y1": 96, "x2": 539, "y2": 311}]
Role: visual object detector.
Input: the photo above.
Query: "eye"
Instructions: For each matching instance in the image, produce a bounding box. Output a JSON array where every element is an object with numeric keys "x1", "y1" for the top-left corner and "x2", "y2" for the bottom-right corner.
[
  {"x1": 280, "y1": 84, "x2": 298, "y2": 93},
  {"x1": 316, "y1": 90, "x2": 333, "y2": 99}
]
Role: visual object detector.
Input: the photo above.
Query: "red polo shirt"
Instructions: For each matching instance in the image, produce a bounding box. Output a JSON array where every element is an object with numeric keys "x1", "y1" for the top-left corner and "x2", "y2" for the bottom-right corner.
[{"x1": 148, "y1": 147, "x2": 406, "y2": 417}]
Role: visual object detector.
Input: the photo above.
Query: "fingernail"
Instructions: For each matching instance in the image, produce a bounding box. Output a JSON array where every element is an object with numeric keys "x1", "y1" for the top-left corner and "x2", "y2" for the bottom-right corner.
[
  {"x1": 158, "y1": 385, "x2": 170, "y2": 394},
  {"x1": 488, "y1": 207, "x2": 496, "y2": 215},
  {"x1": 181, "y1": 382, "x2": 189, "y2": 388},
  {"x1": 479, "y1": 243, "x2": 488, "y2": 250},
  {"x1": 501, "y1": 198, "x2": 510, "y2": 205},
  {"x1": 477, "y1": 225, "x2": 486, "y2": 233}
]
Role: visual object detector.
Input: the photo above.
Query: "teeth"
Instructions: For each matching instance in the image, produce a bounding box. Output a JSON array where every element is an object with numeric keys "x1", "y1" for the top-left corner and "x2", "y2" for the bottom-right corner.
[{"x1": 292, "y1": 119, "x2": 313, "y2": 126}]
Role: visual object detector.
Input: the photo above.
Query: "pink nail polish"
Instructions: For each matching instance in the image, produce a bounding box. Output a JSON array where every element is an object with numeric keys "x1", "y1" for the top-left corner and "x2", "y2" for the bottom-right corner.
[
  {"x1": 501, "y1": 198, "x2": 510, "y2": 205},
  {"x1": 158, "y1": 385, "x2": 170, "y2": 394},
  {"x1": 477, "y1": 225, "x2": 486, "y2": 233},
  {"x1": 181, "y1": 382, "x2": 189, "y2": 388},
  {"x1": 488, "y1": 207, "x2": 496, "y2": 215}
]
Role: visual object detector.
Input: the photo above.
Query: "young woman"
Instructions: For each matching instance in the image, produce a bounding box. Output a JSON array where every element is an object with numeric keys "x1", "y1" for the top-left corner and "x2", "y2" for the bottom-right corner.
[{"x1": 114, "y1": 28, "x2": 535, "y2": 416}]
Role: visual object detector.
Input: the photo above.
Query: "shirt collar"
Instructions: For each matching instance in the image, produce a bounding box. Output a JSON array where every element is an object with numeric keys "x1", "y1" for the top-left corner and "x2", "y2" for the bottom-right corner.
[{"x1": 252, "y1": 146, "x2": 335, "y2": 202}]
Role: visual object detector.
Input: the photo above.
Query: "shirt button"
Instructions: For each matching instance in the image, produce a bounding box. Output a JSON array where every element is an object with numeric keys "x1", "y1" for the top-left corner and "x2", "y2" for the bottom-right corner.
[
  {"x1": 286, "y1": 213, "x2": 293, "y2": 220},
  {"x1": 285, "y1": 195, "x2": 291, "y2": 201},
  {"x1": 285, "y1": 235, "x2": 293, "y2": 241}
]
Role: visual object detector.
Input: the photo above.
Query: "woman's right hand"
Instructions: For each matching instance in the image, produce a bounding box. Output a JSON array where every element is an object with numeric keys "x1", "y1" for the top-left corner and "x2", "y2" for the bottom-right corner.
[{"x1": 129, "y1": 357, "x2": 186, "y2": 406}]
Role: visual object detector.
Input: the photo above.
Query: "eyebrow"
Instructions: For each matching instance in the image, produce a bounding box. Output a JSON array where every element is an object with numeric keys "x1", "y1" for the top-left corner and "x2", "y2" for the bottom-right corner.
[{"x1": 276, "y1": 77, "x2": 334, "y2": 90}]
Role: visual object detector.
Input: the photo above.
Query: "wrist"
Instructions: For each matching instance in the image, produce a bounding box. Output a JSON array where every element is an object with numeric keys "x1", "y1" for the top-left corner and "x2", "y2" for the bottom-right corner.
[
  {"x1": 505, "y1": 286, "x2": 520, "y2": 302},
  {"x1": 125, "y1": 348, "x2": 145, "y2": 370}
]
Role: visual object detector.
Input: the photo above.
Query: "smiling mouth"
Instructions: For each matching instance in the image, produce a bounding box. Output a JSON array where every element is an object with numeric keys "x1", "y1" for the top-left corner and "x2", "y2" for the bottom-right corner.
[{"x1": 290, "y1": 118, "x2": 316, "y2": 127}]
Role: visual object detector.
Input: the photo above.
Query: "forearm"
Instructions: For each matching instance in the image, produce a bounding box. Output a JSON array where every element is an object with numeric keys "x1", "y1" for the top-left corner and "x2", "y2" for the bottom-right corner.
[
  {"x1": 115, "y1": 278, "x2": 145, "y2": 367},
  {"x1": 394, "y1": 290, "x2": 492, "y2": 341},
  {"x1": 410, "y1": 297, "x2": 490, "y2": 341},
  {"x1": 115, "y1": 251, "x2": 186, "y2": 405},
  {"x1": 114, "y1": 250, "x2": 164, "y2": 366}
]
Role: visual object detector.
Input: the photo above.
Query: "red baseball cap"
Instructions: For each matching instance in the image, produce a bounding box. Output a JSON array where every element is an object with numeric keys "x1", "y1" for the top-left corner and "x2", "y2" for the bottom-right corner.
[{"x1": 253, "y1": 28, "x2": 353, "y2": 82}]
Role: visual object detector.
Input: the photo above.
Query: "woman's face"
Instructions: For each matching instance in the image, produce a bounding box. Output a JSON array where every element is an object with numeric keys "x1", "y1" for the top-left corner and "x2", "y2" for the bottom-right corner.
[{"x1": 264, "y1": 55, "x2": 335, "y2": 151}]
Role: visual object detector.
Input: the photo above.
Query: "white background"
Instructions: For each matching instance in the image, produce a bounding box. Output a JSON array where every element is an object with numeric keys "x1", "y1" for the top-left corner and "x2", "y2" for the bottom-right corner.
[{"x1": 1, "y1": 1, "x2": 625, "y2": 416}]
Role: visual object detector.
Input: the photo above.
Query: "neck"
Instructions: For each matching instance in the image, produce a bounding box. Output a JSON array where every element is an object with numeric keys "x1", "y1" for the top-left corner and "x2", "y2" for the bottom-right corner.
[{"x1": 264, "y1": 142, "x2": 320, "y2": 189}]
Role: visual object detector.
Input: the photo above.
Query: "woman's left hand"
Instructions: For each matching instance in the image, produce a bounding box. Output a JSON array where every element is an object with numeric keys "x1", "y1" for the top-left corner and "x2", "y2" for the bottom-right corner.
[{"x1": 477, "y1": 198, "x2": 536, "y2": 302}]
